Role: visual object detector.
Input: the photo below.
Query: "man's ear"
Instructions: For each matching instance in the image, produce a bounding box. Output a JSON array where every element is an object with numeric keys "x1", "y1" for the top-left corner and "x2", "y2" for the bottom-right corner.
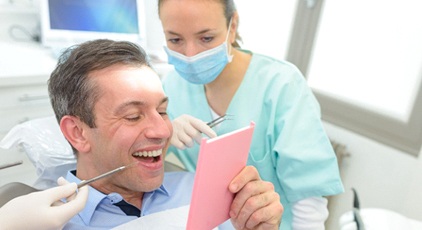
[{"x1": 60, "y1": 115, "x2": 91, "y2": 153}]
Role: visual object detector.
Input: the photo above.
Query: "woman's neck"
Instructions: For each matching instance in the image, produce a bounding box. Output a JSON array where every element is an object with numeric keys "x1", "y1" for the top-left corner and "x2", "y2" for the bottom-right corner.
[{"x1": 204, "y1": 49, "x2": 251, "y2": 115}]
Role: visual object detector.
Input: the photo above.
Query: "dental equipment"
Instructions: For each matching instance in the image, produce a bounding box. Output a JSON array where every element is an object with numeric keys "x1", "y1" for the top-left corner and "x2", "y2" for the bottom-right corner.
[
  {"x1": 207, "y1": 114, "x2": 233, "y2": 128},
  {"x1": 0, "y1": 160, "x2": 23, "y2": 170},
  {"x1": 77, "y1": 163, "x2": 136, "y2": 188}
]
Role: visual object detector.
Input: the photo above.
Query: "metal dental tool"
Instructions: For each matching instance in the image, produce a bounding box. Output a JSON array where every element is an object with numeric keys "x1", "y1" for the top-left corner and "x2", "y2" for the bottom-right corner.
[
  {"x1": 0, "y1": 160, "x2": 23, "y2": 170},
  {"x1": 206, "y1": 114, "x2": 233, "y2": 128},
  {"x1": 77, "y1": 163, "x2": 136, "y2": 188}
]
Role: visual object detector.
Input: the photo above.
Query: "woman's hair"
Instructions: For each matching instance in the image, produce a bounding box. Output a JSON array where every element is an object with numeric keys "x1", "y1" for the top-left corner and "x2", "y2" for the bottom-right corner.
[
  {"x1": 48, "y1": 39, "x2": 151, "y2": 129},
  {"x1": 158, "y1": 0, "x2": 243, "y2": 48}
]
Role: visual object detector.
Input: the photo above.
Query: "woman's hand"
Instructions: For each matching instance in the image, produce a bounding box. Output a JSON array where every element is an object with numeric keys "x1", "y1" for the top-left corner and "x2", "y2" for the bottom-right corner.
[
  {"x1": 171, "y1": 114, "x2": 217, "y2": 149},
  {"x1": 0, "y1": 177, "x2": 88, "y2": 230}
]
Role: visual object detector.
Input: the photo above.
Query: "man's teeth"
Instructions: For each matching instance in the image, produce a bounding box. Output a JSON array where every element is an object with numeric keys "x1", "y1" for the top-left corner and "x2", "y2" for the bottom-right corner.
[{"x1": 133, "y1": 149, "x2": 162, "y2": 157}]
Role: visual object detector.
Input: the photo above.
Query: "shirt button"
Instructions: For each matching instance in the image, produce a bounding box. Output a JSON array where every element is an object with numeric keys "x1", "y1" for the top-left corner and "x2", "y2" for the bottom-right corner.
[{"x1": 109, "y1": 196, "x2": 119, "y2": 203}]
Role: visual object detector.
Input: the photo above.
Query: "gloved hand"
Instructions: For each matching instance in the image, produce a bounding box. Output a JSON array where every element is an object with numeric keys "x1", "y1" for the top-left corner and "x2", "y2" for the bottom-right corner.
[
  {"x1": 0, "y1": 177, "x2": 89, "y2": 230},
  {"x1": 171, "y1": 114, "x2": 217, "y2": 149}
]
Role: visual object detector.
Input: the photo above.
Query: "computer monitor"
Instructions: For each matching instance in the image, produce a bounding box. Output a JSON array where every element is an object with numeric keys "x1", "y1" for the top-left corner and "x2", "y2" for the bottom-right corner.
[{"x1": 39, "y1": 0, "x2": 146, "y2": 50}]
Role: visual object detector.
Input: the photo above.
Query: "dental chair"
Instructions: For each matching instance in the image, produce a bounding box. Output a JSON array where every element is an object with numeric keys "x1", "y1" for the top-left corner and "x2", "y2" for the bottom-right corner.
[
  {"x1": 0, "y1": 116, "x2": 185, "y2": 208},
  {"x1": 0, "y1": 182, "x2": 38, "y2": 208},
  {"x1": 339, "y1": 188, "x2": 422, "y2": 230}
]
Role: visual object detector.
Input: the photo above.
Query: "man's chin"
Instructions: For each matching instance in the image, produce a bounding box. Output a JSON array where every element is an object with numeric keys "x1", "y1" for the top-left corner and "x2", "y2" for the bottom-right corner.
[{"x1": 141, "y1": 175, "x2": 165, "y2": 192}]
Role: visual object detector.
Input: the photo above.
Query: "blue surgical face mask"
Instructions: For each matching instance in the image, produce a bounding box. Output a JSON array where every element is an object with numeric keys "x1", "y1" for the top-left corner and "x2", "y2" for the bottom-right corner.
[{"x1": 164, "y1": 19, "x2": 233, "y2": 84}]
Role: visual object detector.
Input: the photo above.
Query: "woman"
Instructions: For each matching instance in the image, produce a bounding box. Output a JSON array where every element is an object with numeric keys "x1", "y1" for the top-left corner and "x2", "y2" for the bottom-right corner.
[
  {"x1": 158, "y1": 0, "x2": 344, "y2": 229},
  {"x1": 0, "y1": 177, "x2": 88, "y2": 230}
]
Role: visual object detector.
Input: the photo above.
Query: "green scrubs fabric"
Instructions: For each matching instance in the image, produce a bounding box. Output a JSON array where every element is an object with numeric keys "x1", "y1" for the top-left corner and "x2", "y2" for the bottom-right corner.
[{"x1": 163, "y1": 50, "x2": 344, "y2": 229}]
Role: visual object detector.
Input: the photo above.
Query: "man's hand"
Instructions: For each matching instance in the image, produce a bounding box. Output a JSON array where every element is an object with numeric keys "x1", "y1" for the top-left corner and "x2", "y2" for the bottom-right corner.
[{"x1": 229, "y1": 166, "x2": 283, "y2": 229}]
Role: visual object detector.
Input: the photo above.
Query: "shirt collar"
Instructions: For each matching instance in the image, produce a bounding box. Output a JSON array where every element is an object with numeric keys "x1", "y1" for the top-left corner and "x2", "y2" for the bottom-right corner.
[{"x1": 65, "y1": 170, "x2": 170, "y2": 225}]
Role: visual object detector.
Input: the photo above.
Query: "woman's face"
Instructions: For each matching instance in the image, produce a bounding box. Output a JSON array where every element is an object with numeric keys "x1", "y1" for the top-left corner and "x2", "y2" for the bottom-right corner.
[{"x1": 159, "y1": 0, "x2": 230, "y2": 57}]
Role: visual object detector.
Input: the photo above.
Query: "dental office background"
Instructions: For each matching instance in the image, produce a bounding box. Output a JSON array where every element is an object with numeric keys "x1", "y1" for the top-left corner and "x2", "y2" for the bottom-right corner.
[{"x1": 1, "y1": 0, "x2": 421, "y2": 229}]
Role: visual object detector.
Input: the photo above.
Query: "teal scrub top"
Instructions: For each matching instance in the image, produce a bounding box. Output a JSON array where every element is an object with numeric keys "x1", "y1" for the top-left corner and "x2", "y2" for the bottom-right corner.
[{"x1": 163, "y1": 50, "x2": 344, "y2": 230}]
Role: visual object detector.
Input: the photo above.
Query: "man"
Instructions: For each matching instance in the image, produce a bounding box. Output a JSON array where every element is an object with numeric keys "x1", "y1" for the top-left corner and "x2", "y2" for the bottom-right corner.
[{"x1": 48, "y1": 39, "x2": 283, "y2": 229}]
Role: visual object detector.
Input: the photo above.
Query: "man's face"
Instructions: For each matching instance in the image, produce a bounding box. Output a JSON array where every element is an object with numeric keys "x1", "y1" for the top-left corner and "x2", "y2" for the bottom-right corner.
[{"x1": 81, "y1": 64, "x2": 172, "y2": 195}]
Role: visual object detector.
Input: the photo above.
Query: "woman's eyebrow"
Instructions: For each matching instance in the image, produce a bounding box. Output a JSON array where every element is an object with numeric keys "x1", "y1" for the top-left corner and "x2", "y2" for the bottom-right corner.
[
  {"x1": 166, "y1": 28, "x2": 213, "y2": 37},
  {"x1": 195, "y1": 29, "x2": 212, "y2": 35},
  {"x1": 166, "y1": 30, "x2": 181, "y2": 36}
]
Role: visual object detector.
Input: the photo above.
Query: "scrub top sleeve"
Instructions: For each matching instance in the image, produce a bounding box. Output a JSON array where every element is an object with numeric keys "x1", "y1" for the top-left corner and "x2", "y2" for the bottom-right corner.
[{"x1": 274, "y1": 76, "x2": 344, "y2": 202}]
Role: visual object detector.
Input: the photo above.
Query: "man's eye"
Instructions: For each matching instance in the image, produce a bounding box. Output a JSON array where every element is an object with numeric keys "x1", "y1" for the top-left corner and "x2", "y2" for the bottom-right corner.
[
  {"x1": 158, "y1": 112, "x2": 168, "y2": 117},
  {"x1": 125, "y1": 115, "x2": 140, "y2": 121}
]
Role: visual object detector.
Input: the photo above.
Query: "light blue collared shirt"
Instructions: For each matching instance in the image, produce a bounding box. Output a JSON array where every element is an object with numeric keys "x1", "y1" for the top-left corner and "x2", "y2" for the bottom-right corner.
[{"x1": 63, "y1": 171, "x2": 197, "y2": 229}]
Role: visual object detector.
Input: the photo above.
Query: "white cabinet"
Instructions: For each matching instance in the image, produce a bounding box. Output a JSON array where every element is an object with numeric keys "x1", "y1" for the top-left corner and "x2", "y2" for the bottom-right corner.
[
  {"x1": 0, "y1": 83, "x2": 54, "y2": 135},
  {"x1": 0, "y1": 81, "x2": 54, "y2": 188},
  {"x1": 0, "y1": 42, "x2": 56, "y2": 136},
  {"x1": 0, "y1": 42, "x2": 56, "y2": 187}
]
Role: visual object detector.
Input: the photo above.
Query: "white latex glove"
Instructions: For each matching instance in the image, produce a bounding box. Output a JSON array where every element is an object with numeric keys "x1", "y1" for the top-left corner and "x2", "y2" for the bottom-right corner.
[
  {"x1": 0, "y1": 177, "x2": 88, "y2": 230},
  {"x1": 171, "y1": 114, "x2": 217, "y2": 149}
]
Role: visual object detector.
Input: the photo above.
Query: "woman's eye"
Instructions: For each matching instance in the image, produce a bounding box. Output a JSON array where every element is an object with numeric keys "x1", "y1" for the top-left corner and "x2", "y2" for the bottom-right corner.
[
  {"x1": 202, "y1": 36, "x2": 213, "y2": 43},
  {"x1": 168, "y1": 38, "x2": 181, "y2": 44}
]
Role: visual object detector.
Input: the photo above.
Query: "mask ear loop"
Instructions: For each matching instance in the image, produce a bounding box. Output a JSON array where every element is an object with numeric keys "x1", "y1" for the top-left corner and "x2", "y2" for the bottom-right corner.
[{"x1": 226, "y1": 17, "x2": 234, "y2": 62}]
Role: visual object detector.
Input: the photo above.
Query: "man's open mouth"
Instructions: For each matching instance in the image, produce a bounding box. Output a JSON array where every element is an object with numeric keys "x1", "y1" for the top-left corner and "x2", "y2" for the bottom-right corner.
[{"x1": 132, "y1": 149, "x2": 162, "y2": 162}]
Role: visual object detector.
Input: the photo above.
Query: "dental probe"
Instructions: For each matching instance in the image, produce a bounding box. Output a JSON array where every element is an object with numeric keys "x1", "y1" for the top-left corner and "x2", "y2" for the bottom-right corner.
[{"x1": 77, "y1": 163, "x2": 135, "y2": 188}]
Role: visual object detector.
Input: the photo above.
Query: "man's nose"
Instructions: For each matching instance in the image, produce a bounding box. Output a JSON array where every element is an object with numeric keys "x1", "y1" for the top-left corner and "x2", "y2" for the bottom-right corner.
[{"x1": 144, "y1": 113, "x2": 171, "y2": 139}]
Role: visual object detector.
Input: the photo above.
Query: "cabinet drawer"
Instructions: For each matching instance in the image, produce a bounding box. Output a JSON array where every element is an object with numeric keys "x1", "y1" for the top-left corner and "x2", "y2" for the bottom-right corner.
[
  {"x1": 0, "y1": 84, "x2": 50, "y2": 109},
  {"x1": 0, "y1": 106, "x2": 54, "y2": 134}
]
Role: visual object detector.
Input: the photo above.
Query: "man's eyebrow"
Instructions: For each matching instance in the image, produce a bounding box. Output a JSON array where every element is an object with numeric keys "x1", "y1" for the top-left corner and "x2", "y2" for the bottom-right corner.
[
  {"x1": 113, "y1": 101, "x2": 145, "y2": 114},
  {"x1": 160, "y1": 97, "x2": 169, "y2": 106},
  {"x1": 113, "y1": 97, "x2": 168, "y2": 114}
]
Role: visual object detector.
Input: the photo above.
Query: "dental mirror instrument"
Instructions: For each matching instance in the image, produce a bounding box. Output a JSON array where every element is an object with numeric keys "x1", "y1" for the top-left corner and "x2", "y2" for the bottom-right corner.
[{"x1": 207, "y1": 114, "x2": 233, "y2": 128}]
